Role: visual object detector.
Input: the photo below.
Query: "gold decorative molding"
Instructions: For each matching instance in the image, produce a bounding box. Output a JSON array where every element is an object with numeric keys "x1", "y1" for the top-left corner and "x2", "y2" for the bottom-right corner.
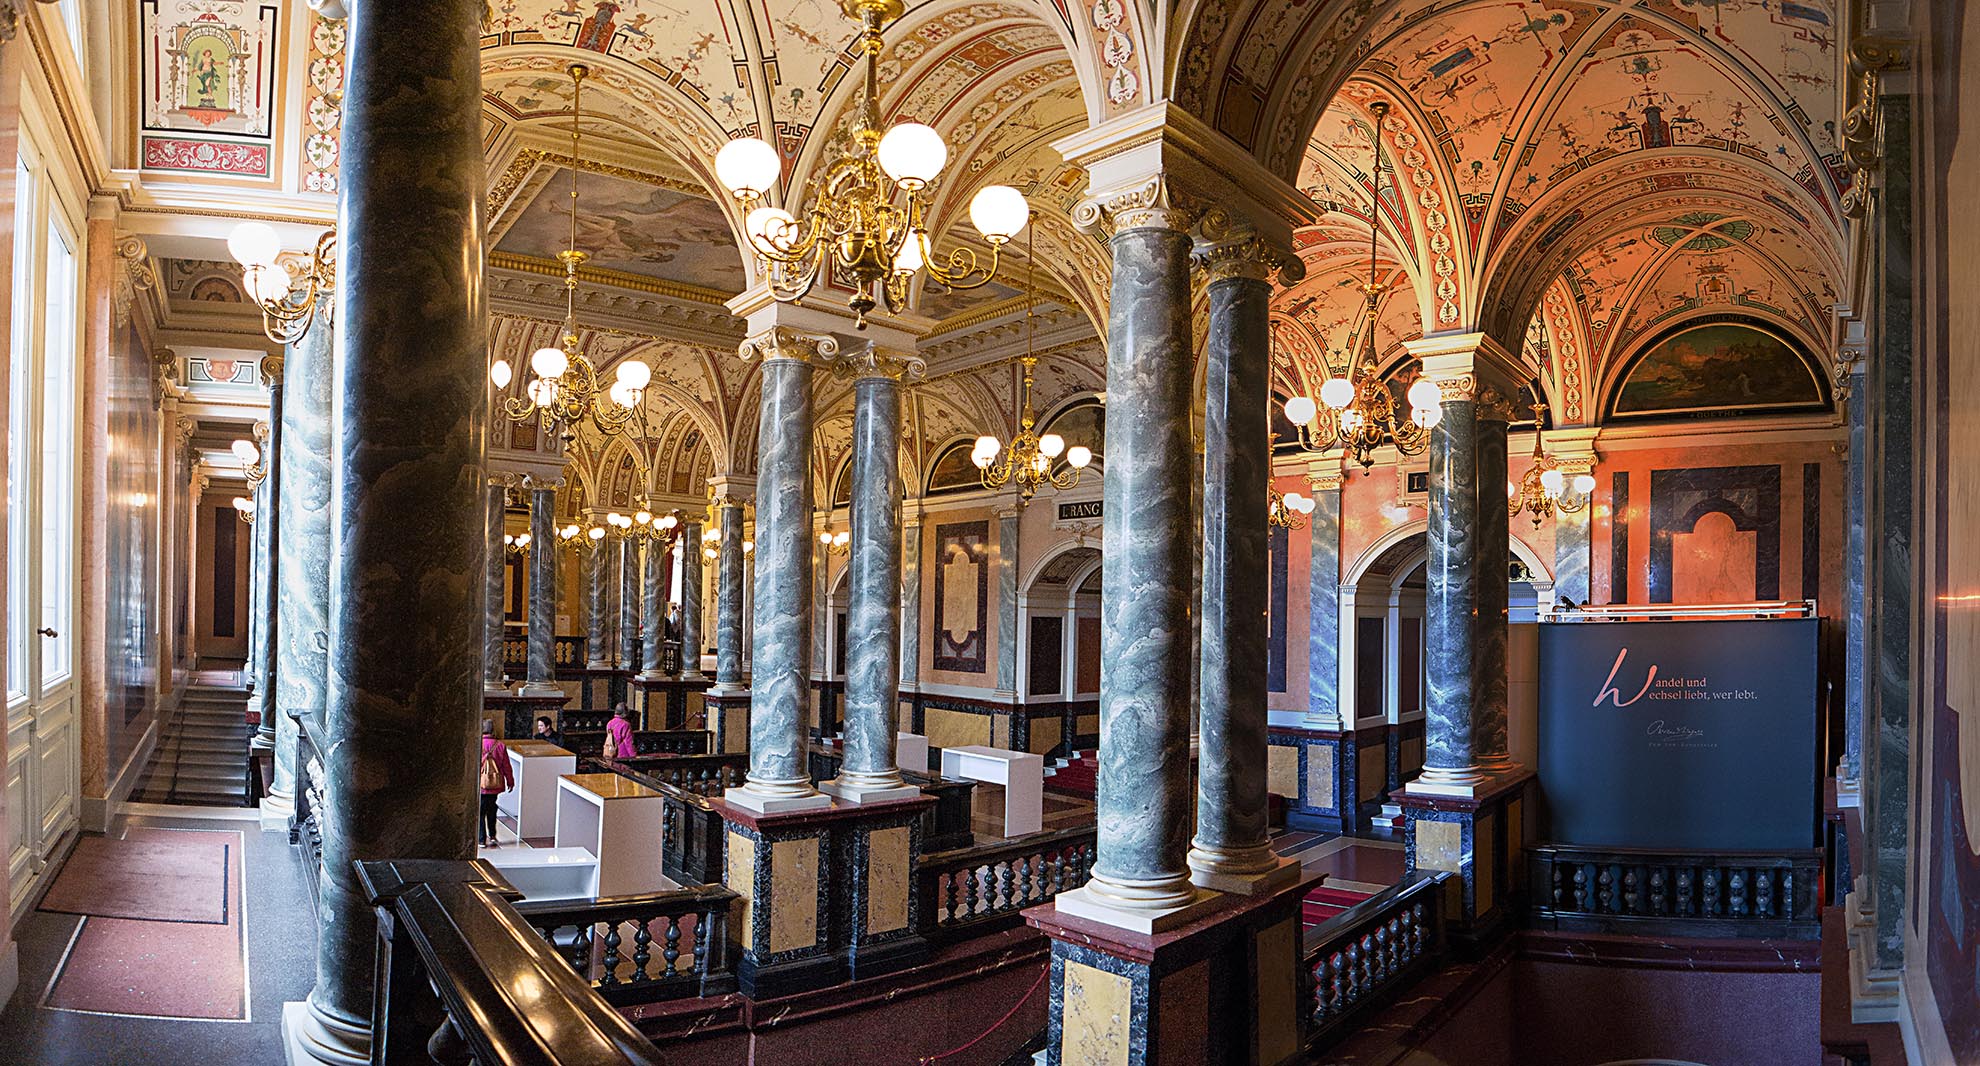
[
  {"x1": 1433, "y1": 374, "x2": 1477, "y2": 403},
  {"x1": 261, "y1": 353, "x2": 285, "y2": 385},
  {"x1": 738, "y1": 326, "x2": 841, "y2": 367},
  {"x1": 837, "y1": 345, "x2": 927, "y2": 382},
  {"x1": 489, "y1": 250, "x2": 732, "y2": 306},
  {"x1": 1193, "y1": 206, "x2": 1304, "y2": 285},
  {"x1": 1071, "y1": 174, "x2": 1197, "y2": 235},
  {"x1": 1840, "y1": 35, "x2": 1911, "y2": 218}
]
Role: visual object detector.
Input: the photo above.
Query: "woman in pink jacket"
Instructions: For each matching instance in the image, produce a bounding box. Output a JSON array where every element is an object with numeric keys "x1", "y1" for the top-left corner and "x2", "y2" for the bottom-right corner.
[
  {"x1": 478, "y1": 720, "x2": 515, "y2": 848},
  {"x1": 606, "y1": 706, "x2": 637, "y2": 759}
]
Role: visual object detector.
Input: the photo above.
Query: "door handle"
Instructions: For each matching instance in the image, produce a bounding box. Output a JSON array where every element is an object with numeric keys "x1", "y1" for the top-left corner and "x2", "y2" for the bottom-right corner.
[{"x1": 38, "y1": 627, "x2": 56, "y2": 638}]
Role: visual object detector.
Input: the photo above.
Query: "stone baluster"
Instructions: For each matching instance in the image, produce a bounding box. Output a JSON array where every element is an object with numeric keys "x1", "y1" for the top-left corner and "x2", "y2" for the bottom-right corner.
[
  {"x1": 1188, "y1": 214, "x2": 1297, "y2": 893},
  {"x1": 727, "y1": 327, "x2": 838, "y2": 813},
  {"x1": 823, "y1": 346, "x2": 923, "y2": 804},
  {"x1": 287, "y1": 1, "x2": 487, "y2": 1059}
]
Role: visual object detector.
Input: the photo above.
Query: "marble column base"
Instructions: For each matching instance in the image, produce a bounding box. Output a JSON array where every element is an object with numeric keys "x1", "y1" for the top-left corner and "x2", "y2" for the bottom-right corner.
[
  {"x1": 1407, "y1": 765, "x2": 1494, "y2": 798},
  {"x1": 259, "y1": 789, "x2": 296, "y2": 833},
  {"x1": 723, "y1": 782, "x2": 832, "y2": 814},
  {"x1": 516, "y1": 680, "x2": 563, "y2": 698},
  {"x1": 1401, "y1": 768, "x2": 1533, "y2": 938},
  {"x1": 1028, "y1": 874, "x2": 1310, "y2": 1066},
  {"x1": 485, "y1": 679, "x2": 511, "y2": 696},
  {"x1": 282, "y1": 999, "x2": 370, "y2": 1066},
  {"x1": 1834, "y1": 773, "x2": 1862, "y2": 808},
  {"x1": 819, "y1": 774, "x2": 921, "y2": 805},
  {"x1": 636, "y1": 668, "x2": 667, "y2": 682},
  {"x1": 1051, "y1": 883, "x2": 1221, "y2": 935},
  {"x1": 1187, "y1": 849, "x2": 1300, "y2": 896},
  {"x1": 1845, "y1": 888, "x2": 1903, "y2": 1020}
]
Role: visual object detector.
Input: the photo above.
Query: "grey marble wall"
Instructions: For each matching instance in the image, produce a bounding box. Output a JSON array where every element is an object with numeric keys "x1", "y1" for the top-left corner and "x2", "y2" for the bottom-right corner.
[
  {"x1": 1091, "y1": 221, "x2": 1196, "y2": 907},
  {"x1": 1191, "y1": 264, "x2": 1274, "y2": 877},
  {"x1": 250, "y1": 384, "x2": 283, "y2": 747},
  {"x1": 995, "y1": 509, "x2": 1020, "y2": 694},
  {"x1": 525, "y1": 486, "x2": 557, "y2": 689},
  {"x1": 840, "y1": 372, "x2": 906, "y2": 788},
  {"x1": 584, "y1": 532, "x2": 610, "y2": 668},
  {"x1": 715, "y1": 499, "x2": 745, "y2": 686},
  {"x1": 1422, "y1": 390, "x2": 1480, "y2": 781},
  {"x1": 483, "y1": 483, "x2": 507, "y2": 690},
  {"x1": 681, "y1": 520, "x2": 704, "y2": 678},
  {"x1": 900, "y1": 518, "x2": 921, "y2": 691},
  {"x1": 307, "y1": 0, "x2": 488, "y2": 1052},
  {"x1": 1553, "y1": 504, "x2": 1591, "y2": 606},
  {"x1": 1306, "y1": 482, "x2": 1343, "y2": 727},
  {"x1": 1841, "y1": 368, "x2": 1867, "y2": 787},
  {"x1": 1472, "y1": 410, "x2": 1511, "y2": 768},
  {"x1": 640, "y1": 534, "x2": 666, "y2": 678},
  {"x1": 273, "y1": 313, "x2": 336, "y2": 800},
  {"x1": 742, "y1": 333, "x2": 831, "y2": 799},
  {"x1": 619, "y1": 539, "x2": 640, "y2": 671},
  {"x1": 1866, "y1": 95, "x2": 1912, "y2": 973}
]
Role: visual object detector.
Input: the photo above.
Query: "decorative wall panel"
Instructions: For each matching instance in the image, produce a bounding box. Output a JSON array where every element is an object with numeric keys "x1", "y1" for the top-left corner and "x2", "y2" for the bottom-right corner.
[
  {"x1": 932, "y1": 520, "x2": 988, "y2": 673},
  {"x1": 139, "y1": 1, "x2": 280, "y2": 177}
]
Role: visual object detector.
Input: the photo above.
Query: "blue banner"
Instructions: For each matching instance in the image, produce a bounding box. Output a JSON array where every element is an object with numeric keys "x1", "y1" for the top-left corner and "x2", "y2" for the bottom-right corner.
[{"x1": 1537, "y1": 619, "x2": 1820, "y2": 850}]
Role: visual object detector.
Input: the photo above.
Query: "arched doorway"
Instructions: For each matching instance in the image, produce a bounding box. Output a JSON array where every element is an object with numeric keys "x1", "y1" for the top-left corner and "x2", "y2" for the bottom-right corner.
[
  {"x1": 1020, "y1": 543, "x2": 1102, "y2": 758},
  {"x1": 1342, "y1": 522, "x2": 1554, "y2": 812}
]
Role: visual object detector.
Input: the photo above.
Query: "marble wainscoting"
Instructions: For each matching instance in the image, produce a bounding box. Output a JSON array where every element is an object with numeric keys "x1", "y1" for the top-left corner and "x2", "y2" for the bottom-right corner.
[{"x1": 1267, "y1": 723, "x2": 1388, "y2": 833}]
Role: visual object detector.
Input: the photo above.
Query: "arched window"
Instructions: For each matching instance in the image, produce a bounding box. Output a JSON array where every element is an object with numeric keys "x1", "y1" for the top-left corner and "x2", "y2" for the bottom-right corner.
[
  {"x1": 925, "y1": 440, "x2": 984, "y2": 495},
  {"x1": 1038, "y1": 397, "x2": 1104, "y2": 460}
]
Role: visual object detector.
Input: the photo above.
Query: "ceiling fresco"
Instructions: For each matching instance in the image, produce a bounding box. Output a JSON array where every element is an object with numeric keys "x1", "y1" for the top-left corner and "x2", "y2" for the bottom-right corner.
[{"x1": 494, "y1": 167, "x2": 748, "y2": 292}]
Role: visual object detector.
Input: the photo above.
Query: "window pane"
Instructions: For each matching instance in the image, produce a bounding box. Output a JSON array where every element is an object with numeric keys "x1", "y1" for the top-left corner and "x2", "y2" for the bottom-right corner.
[
  {"x1": 7, "y1": 158, "x2": 32, "y2": 702},
  {"x1": 38, "y1": 220, "x2": 74, "y2": 686}
]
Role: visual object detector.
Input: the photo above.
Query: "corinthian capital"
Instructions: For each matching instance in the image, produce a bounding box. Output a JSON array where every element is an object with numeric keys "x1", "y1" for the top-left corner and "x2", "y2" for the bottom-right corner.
[
  {"x1": 739, "y1": 326, "x2": 841, "y2": 367},
  {"x1": 1193, "y1": 207, "x2": 1304, "y2": 285},
  {"x1": 1071, "y1": 174, "x2": 1197, "y2": 236},
  {"x1": 837, "y1": 344, "x2": 927, "y2": 382}
]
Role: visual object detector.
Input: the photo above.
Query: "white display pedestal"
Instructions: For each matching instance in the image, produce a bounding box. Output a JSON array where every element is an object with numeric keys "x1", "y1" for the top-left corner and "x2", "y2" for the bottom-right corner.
[
  {"x1": 896, "y1": 732, "x2": 929, "y2": 775},
  {"x1": 554, "y1": 773, "x2": 667, "y2": 897},
  {"x1": 478, "y1": 846, "x2": 600, "y2": 902},
  {"x1": 940, "y1": 744, "x2": 1044, "y2": 838},
  {"x1": 500, "y1": 740, "x2": 576, "y2": 841}
]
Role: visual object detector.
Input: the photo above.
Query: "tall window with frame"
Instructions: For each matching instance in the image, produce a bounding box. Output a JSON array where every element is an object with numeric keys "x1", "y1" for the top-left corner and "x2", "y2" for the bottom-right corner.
[
  {"x1": 6, "y1": 154, "x2": 33, "y2": 705},
  {"x1": 39, "y1": 217, "x2": 76, "y2": 684}
]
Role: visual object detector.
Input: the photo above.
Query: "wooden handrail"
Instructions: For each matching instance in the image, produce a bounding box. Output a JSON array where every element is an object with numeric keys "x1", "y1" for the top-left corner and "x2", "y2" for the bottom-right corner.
[{"x1": 360, "y1": 859, "x2": 669, "y2": 1066}]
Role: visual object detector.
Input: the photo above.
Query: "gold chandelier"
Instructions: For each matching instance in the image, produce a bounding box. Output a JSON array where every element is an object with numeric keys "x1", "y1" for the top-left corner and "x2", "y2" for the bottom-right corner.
[
  {"x1": 1509, "y1": 398, "x2": 1595, "y2": 527},
  {"x1": 1267, "y1": 483, "x2": 1316, "y2": 530},
  {"x1": 229, "y1": 223, "x2": 335, "y2": 346},
  {"x1": 712, "y1": 0, "x2": 1031, "y2": 327},
  {"x1": 501, "y1": 531, "x2": 533, "y2": 557},
  {"x1": 489, "y1": 65, "x2": 654, "y2": 449},
  {"x1": 1282, "y1": 101, "x2": 1443, "y2": 470},
  {"x1": 972, "y1": 226, "x2": 1092, "y2": 500},
  {"x1": 599, "y1": 507, "x2": 680, "y2": 545}
]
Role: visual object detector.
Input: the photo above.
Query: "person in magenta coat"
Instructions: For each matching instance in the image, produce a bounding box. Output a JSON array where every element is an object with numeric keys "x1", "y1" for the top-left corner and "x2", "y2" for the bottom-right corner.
[
  {"x1": 606, "y1": 706, "x2": 637, "y2": 759},
  {"x1": 478, "y1": 720, "x2": 515, "y2": 848}
]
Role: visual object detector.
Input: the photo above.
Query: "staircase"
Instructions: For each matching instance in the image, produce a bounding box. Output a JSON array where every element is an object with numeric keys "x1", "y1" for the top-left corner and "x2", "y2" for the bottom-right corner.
[
  {"x1": 130, "y1": 682, "x2": 254, "y2": 807},
  {"x1": 1302, "y1": 882, "x2": 1377, "y2": 927},
  {"x1": 1043, "y1": 748, "x2": 1098, "y2": 799}
]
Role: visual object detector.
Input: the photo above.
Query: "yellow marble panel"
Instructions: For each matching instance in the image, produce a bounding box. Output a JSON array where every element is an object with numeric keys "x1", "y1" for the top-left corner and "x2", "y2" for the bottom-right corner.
[
  {"x1": 991, "y1": 714, "x2": 1012, "y2": 749},
  {"x1": 1357, "y1": 745, "x2": 1385, "y2": 802},
  {"x1": 1061, "y1": 960, "x2": 1131, "y2": 1066},
  {"x1": 1077, "y1": 713, "x2": 1100, "y2": 737},
  {"x1": 866, "y1": 825, "x2": 911, "y2": 935},
  {"x1": 722, "y1": 705, "x2": 749, "y2": 753},
  {"x1": 1030, "y1": 716, "x2": 1063, "y2": 756},
  {"x1": 1416, "y1": 819, "x2": 1464, "y2": 874},
  {"x1": 769, "y1": 837, "x2": 821, "y2": 954},
  {"x1": 1254, "y1": 919, "x2": 1299, "y2": 1065},
  {"x1": 1508, "y1": 797, "x2": 1525, "y2": 895},
  {"x1": 1267, "y1": 743, "x2": 1298, "y2": 798},
  {"x1": 1474, "y1": 811, "x2": 1496, "y2": 917},
  {"x1": 1305, "y1": 743, "x2": 1335, "y2": 806},
  {"x1": 726, "y1": 831, "x2": 757, "y2": 952},
  {"x1": 1402, "y1": 737, "x2": 1425, "y2": 772},
  {"x1": 923, "y1": 707, "x2": 988, "y2": 751}
]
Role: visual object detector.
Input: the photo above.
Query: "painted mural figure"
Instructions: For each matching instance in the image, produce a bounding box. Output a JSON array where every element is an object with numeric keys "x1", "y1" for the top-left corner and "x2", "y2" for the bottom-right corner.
[
  {"x1": 191, "y1": 47, "x2": 225, "y2": 108},
  {"x1": 576, "y1": 1, "x2": 622, "y2": 51}
]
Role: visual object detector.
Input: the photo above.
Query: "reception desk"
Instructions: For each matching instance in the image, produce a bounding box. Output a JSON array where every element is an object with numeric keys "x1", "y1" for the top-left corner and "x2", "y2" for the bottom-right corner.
[
  {"x1": 554, "y1": 773, "x2": 666, "y2": 897},
  {"x1": 500, "y1": 740, "x2": 576, "y2": 841},
  {"x1": 941, "y1": 745, "x2": 1042, "y2": 838}
]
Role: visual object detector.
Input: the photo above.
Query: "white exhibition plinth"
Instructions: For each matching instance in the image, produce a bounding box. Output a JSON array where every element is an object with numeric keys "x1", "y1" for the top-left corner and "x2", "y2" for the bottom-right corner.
[
  {"x1": 500, "y1": 739, "x2": 576, "y2": 841},
  {"x1": 554, "y1": 772, "x2": 666, "y2": 897},
  {"x1": 896, "y1": 732, "x2": 929, "y2": 775},
  {"x1": 940, "y1": 744, "x2": 1043, "y2": 838},
  {"x1": 477, "y1": 846, "x2": 600, "y2": 902}
]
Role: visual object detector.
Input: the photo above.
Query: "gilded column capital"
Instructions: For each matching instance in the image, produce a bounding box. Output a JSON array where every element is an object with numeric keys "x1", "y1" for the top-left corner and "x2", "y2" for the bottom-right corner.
[
  {"x1": 1432, "y1": 373, "x2": 1478, "y2": 404},
  {"x1": 261, "y1": 352, "x2": 286, "y2": 385},
  {"x1": 1840, "y1": 36, "x2": 1911, "y2": 217},
  {"x1": 1476, "y1": 384, "x2": 1519, "y2": 422},
  {"x1": 739, "y1": 326, "x2": 841, "y2": 367},
  {"x1": 837, "y1": 344, "x2": 926, "y2": 382},
  {"x1": 252, "y1": 419, "x2": 272, "y2": 443},
  {"x1": 1192, "y1": 207, "x2": 1304, "y2": 286},
  {"x1": 1072, "y1": 174, "x2": 1197, "y2": 236},
  {"x1": 520, "y1": 472, "x2": 564, "y2": 492}
]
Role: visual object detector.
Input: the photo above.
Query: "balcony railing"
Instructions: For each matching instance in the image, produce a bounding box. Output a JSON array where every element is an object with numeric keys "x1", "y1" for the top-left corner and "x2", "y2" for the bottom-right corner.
[
  {"x1": 1528, "y1": 844, "x2": 1823, "y2": 938},
  {"x1": 361, "y1": 859, "x2": 669, "y2": 1066},
  {"x1": 503, "y1": 634, "x2": 589, "y2": 669},
  {"x1": 916, "y1": 826, "x2": 1096, "y2": 944},
  {"x1": 1304, "y1": 871, "x2": 1448, "y2": 1052},
  {"x1": 561, "y1": 728, "x2": 711, "y2": 758},
  {"x1": 515, "y1": 884, "x2": 738, "y2": 1005},
  {"x1": 605, "y1": 752, "x2": 748, "y2": 797}
]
